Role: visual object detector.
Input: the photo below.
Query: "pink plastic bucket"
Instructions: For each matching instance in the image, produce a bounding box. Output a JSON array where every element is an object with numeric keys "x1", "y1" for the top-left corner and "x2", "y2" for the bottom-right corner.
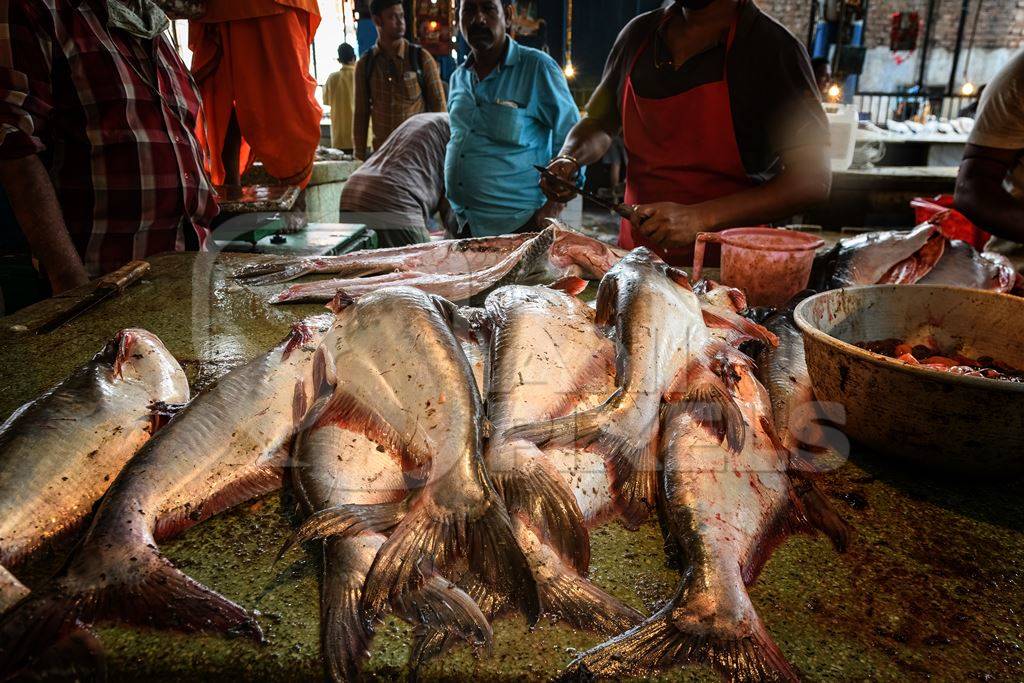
[{"x1": 692, "y1": 228, "x2": 824, "y2": 307}]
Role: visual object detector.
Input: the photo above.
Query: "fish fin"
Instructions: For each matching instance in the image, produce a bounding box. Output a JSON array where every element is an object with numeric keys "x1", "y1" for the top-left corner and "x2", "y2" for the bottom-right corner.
[
  {"x1": 538, "y1": 571, "x2": 644, "y2": 635},
  {"x1": 314, "y1": 391, "x2": 425, "y2": 471},
  {"x1": 790, "y1": 475, "x2": 850, "y2": 554},
  {"x1": 361, "y1": 495, "x2": 539, "y2": 627},
  {"x1": 282, "y1": 321, "x2": 315, "y2": 360},
  {"x1": 503, "y1": 391, "x2": 656, "y2": 529},
  {"x1": 409, "y1": 629, "x2": 456, "y2": 677},
  {"x1": 277, "y1": 502, "x2": 406, "y2": 561},
  {"x1": 561, "y1": 575, "x2": 798, "y2": 682},
  {"x1": 154, "y1": 462, "x2": 285, "y2": 541},
  {"x1": 492, "y1": 455, "x2": 590, "y2": 575},
  {"x1": 326, "y1": 289, "x2": 357, "y2": 313},
  {"x1": 243, "y1": 262, "x2": 317, "y2": 287},
  {"x1": 146, "y1": 400, "x2": 188, "y2": 434},
  {"x1": 0, "y1": 548, "x2": 262, "y2": 676},
  {"x1": 593, "y1": 274, "x2": 619, "y2": 327},
  {"x1": 702, "y1": 306, "x2": 779, "y2": 348},
  {"x1": 397, "y1": 572, "x2": 492, "y2": 648},
  {"x1": 311, "y1": 345, "x2": 337, "y2": 398},
  {"x1": 291, "y1": 380, "x2": 309, "y2": 426},
  {"x1": 665, "y1": 266, "x2": 691, "y2": 289},
  {"x1": 320, "y1": 541, "x2": 373, "y2": 683},
  {"x1": 663, "y1": 370, "x2": 746, "y2": 454},
  {"x1": 548, "y1": 275, "x2": 588, "y2": 296}
]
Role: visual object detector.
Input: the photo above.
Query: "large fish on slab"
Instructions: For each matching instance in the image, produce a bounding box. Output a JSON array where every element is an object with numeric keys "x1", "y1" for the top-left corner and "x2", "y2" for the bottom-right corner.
[
  {"x1": 281, "y1": 406, "x2": 491, "y2": 682},
  {"x1": 286, "y1": 287, "x2": 539, "y2": 626},
  {"x1": 233, "y1": 233, "x2": 533, "y2": 286},
  {"x1": 0, "y1": 330, "x2": 188, "y2": 606},
  {"x1": 481, "y1": 283, "x2": 643, "y2": 631},
  {"x1": 269, "y1": 224, "x2": 623, "y2": 305},
  {"x1": 563, "y1": 344, "x2": 848, "y2": 682},
  {"x1": 506, "y1": 248, "x2": 742, "y2": 528},
  {"x1": 0, "y1": 319, "x2": 332, "y2": 674}
]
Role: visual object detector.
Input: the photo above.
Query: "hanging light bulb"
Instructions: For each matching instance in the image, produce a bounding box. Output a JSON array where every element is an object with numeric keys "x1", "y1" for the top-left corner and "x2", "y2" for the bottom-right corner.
[
  {"x1": 564, "y1": 60, "x2": 576, "y2": 80},
  {"x1": 960, "y1": 81, "x2": 976, "y2": 96},
  {"x1": 827, "y1": 82, "x2": 842, "y2": 103}
]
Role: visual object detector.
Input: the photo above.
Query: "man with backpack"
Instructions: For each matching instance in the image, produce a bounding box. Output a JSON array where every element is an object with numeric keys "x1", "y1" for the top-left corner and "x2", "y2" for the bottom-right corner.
[{"x1": 354, "y1": 0, "x2": 447, "y2": 161}]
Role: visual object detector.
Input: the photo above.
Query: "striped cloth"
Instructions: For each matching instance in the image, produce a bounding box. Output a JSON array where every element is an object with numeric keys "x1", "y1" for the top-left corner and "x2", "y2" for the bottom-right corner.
[{"x1": 0, "y1": 0, "x2": 216, "y2": 276}]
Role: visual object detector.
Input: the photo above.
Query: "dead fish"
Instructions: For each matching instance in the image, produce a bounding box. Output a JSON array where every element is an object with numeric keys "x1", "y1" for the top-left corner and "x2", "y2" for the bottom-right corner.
[
  {"x1": 281, "y1": 406, "x2": 491, "y2": 682},
  {"x1": 918, "y1": 240, "x2": 1018, "y2": 292},
  {"x1": 292, "y1": 287, "x2": 539, "y2": 626},
  {"x1": 693, "y1": 279, "x2": 748, "y2": 313},
  {"x1": 878, "y1": 232, "x2": 946, "y2": 284},
  {"x1": 0, "y1": 330, "x2": 188, "y2": 606},
  {"x1": 233, "y1": 234, "x2": 533, "y2": 286},
  {"x1": 269, "y1": 224, "x2": 622, "y2": 305},
  {"x1": 481, "y1": 283, "x2": 643, "y2": 631},
  {"x1": 811, "y1": 222, "x2": 937, "y2": 289},
  {"x1": 0, "y1": 319, "x2": 331, "y2": 673},
  {"x1": 506, "y1": 248, "x2": 727, "y2": 528},
  {"x1": 564, "y1": 344, "x2": 848, "y2": 682}
]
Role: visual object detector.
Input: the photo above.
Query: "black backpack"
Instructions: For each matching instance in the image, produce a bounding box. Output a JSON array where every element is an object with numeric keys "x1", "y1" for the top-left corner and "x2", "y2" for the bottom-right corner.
[{"x1": 363, "y1": 42, "x2": 427, "y2": 108}]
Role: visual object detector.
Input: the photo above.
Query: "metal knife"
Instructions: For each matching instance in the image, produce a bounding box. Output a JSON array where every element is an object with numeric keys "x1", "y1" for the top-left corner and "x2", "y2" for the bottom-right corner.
[
  {"x1": 36, "y1": 260, "x2": 151, "y2": 334},
  {"x1": 534, "y1": 164, "x2": 646, "y2": 224}
]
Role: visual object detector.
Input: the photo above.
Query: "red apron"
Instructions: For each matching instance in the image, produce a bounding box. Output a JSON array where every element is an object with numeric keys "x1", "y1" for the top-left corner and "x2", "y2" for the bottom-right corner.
[{"x1": 619, "y1": 12, "x2": 758, "y2": 267}]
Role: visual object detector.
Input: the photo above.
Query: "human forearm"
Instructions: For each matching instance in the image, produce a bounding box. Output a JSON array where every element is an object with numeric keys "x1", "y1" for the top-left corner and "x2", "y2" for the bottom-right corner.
[
  {"x1": 0, "y1": 155, "x2": 87, "y2": 293},
  {"x1": 701, "y1": 161, "x2": 831, "y2": 230},
  {"x1": 557, "y1": 116, "x2": 615, "y2": 167},
  {"x1": 955, "y1": 157, "x2": 1024, "y2": 243}
]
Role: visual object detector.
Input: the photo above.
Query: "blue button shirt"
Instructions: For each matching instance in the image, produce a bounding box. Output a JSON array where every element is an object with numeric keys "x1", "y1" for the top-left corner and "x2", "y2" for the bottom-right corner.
[{"x1": 446, "y1": 39, "x2": 581, "y2": 236}]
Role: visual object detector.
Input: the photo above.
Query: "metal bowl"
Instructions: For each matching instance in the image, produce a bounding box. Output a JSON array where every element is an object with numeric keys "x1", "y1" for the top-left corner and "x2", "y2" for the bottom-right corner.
[{"x1": 794, "y1": 285, "x2": 1024, "y2": 474}]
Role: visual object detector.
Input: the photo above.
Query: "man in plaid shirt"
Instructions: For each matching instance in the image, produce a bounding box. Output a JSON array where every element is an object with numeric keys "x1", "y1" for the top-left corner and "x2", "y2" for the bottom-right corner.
[{"x1": 0, "y1": 0, "x2": 216, "y2": 294}]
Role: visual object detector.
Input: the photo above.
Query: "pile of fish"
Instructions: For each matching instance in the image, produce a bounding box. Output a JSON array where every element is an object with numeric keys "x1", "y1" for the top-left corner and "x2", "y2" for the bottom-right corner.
[
  {"x1": 0, "y1": 245, "x2": 851, "y2": 682},
  {"x1": 810, "y1": 218, "x2": 1022, "y2": 293}
]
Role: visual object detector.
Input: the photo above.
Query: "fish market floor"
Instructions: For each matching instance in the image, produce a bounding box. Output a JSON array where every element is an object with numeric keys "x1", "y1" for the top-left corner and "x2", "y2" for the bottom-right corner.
[{"x1": 2, "y1": 252, "x2": 1022, "y2": 681}]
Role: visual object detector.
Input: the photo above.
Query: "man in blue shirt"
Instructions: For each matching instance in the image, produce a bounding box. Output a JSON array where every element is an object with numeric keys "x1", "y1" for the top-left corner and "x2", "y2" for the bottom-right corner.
[{"x1": 446, "y1": 0, "x2": 581, "y2": 237}]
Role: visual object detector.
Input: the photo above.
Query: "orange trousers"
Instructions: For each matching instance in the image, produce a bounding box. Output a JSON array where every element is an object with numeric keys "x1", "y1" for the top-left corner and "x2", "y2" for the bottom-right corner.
[{"x1": 190, "y1": 8, "x2": 322, "y2": 187}]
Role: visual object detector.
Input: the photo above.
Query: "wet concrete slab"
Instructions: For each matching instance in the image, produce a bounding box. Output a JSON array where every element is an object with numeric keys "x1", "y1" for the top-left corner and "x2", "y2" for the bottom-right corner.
[{"x1": 1, "y1": 252, "x2": 1022, "y2": 681}]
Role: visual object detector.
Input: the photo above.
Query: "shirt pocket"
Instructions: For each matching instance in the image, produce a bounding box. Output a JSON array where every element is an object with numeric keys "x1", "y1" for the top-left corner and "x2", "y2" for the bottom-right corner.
[
  {"x1": 481, "y1": 102, "x2": 527, "y2": 146},
  {"x1": 403, "y1": 71, "x2": 422, "y2": 102}
]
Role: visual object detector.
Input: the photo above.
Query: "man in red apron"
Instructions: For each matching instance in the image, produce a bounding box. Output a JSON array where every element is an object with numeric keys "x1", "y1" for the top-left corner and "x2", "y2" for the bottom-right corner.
[{"x1": 541, "y1": 0, "x2": 830, "y2": 266}]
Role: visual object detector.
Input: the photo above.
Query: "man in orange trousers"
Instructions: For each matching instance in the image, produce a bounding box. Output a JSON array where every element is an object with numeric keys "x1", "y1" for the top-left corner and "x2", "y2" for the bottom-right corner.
[{"x1": 190, "y1": 0, "x2": 322, "y2": 188}]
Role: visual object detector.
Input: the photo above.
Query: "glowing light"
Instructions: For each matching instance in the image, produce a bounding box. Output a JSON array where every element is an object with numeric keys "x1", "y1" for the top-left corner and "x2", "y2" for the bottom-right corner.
[
  {"x1": 826, "y1": 83, "x2": 842, "y2": 102},
  {"x1": 960, "y1": 81, "x2": 976, "y2": 96},
  {"x1": 428, "y1": 20, "x2": 439, "y2": 30},
  {"x1": 564, "y1": 61, "x2": 576, "y2": 80}
]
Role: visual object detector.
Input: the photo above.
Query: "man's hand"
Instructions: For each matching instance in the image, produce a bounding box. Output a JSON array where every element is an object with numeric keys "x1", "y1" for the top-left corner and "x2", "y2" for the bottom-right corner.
[
  {"x1": 632, "y1": 202, "x2": 714, "y2": 251},
  {"x1": 532, "y1": 199, "x2": 566, "y2": 227},
  {"x1": 538, "y1": 157, "x2": 580, "y2": 203}
]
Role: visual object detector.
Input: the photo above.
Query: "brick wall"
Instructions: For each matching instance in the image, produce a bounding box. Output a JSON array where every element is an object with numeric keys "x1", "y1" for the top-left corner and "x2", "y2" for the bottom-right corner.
[{"x1": 756, "y1": 0, "x2": 1023, "y2": 51}]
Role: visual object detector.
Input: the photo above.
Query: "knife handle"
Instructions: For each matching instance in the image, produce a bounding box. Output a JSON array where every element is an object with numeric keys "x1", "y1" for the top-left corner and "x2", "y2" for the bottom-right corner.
[{"x1": 98, "y1": 260, "x2": 150, "y2": 292}]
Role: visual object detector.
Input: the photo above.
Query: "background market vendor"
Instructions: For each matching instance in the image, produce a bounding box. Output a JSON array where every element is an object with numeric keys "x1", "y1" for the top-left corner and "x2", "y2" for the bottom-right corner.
[{"x1": 540, "y1": 0, "x2": 831, "y2": 265}]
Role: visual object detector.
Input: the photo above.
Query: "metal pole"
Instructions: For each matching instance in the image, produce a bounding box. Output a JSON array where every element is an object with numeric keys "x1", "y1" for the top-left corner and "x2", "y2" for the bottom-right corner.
[
  {"x1": 916, "y1": 0, "x2": 937, "y2": 89},
  {"x1": 947, "y1": 0, "x2": 971, "y2": 95},
  {"x1": 806, "y1": 0, "x2": 817, "y2": 52}
]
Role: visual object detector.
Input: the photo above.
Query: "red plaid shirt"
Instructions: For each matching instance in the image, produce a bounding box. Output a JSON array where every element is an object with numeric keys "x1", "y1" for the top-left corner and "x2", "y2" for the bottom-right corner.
[{"x1": 0, "y1": 0, "x2": 217, "y2": 276}]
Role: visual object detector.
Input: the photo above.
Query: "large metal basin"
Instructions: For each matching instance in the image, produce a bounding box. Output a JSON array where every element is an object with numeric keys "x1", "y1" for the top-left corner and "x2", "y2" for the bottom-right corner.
[{"x1": 794, "y1": 285, "x2": 1024, "y2": 474}]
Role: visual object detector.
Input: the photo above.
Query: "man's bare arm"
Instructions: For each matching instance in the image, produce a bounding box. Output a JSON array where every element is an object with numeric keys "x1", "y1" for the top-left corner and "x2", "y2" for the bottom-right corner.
[
  {"x1": 955, "y1": 144, "x2": 1024, "y2": 243},
  {"x1": 0, "y1": 155, "x2": 88, "y2": 293}
]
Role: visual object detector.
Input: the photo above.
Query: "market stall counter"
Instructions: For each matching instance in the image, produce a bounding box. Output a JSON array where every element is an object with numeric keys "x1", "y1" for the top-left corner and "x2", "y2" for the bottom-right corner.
[{"x1": 1, "y1": 250, "x2": 1022, "y2": 681}]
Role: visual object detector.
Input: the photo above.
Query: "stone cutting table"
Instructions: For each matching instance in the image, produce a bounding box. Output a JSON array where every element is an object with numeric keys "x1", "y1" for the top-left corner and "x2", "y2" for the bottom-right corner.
[{"x1": 1, "y1": 250, "x2": 1022, "y2": 681}]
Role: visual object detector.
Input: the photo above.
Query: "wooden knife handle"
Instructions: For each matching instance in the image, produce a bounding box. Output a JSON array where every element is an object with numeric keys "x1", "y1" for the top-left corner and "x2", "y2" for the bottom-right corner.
[{"x1": 98, "y1": 260, "x2": 150, "y2": 292}]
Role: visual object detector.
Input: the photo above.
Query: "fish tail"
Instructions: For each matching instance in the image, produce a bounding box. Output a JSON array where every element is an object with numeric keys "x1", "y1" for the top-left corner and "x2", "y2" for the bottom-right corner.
[
  {"x1": 0, "y1": 546, "x2": 261, "y2": 677},
  {"x1": 361, "y1": 497, "x2": 540, "y2": 627},
  {"x1": 492, "y1": 455, "x2": 590, "y2": 574},
  {"x1": 397, "y1": 573, "x2": 492, "y2": 648},
  {"x1": 538, "y1": 571, "x2": 644, "y2": 635},
  {"x1": 320, "y1": 544, "x2": 373, "y2": 683},
  {"x1": 561, "y1": 578, "x2": 798, "y2": 682},
  {"x1": 276, "y1": 501, "x2": 406, "y2": 561}
]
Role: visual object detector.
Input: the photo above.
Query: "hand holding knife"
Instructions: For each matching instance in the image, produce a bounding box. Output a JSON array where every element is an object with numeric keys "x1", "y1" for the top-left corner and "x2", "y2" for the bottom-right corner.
[
  {"x1": 534, "y1": 164, "x2": 647, "y2": 225},
  {"x1": 35, "y1": 260, "x2": 151, "y2": 334}
]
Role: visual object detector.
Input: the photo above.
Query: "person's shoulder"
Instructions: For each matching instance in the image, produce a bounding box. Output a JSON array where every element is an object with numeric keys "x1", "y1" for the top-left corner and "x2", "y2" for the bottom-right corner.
[
  {"x1": 743, "y1": 2, "x2": 807, "y2": 55},
  {"x1": 514, "y1": 42, "x2": 559, "y2": 70},
  {"x1": 356, "y1": 48, "x2": 375, "y2": 66},
  {"x1": 621, "y1": 9, "x2": 663, "y2": 39},
  {"x1": 989, "y1": 48, "x2": 1024, "y2": 92}
]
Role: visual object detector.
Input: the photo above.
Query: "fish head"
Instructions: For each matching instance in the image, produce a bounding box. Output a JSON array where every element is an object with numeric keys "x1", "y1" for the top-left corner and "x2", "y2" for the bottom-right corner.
[{"x1": 101, "y1": 329, "x2": 190, "y2": 403}]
